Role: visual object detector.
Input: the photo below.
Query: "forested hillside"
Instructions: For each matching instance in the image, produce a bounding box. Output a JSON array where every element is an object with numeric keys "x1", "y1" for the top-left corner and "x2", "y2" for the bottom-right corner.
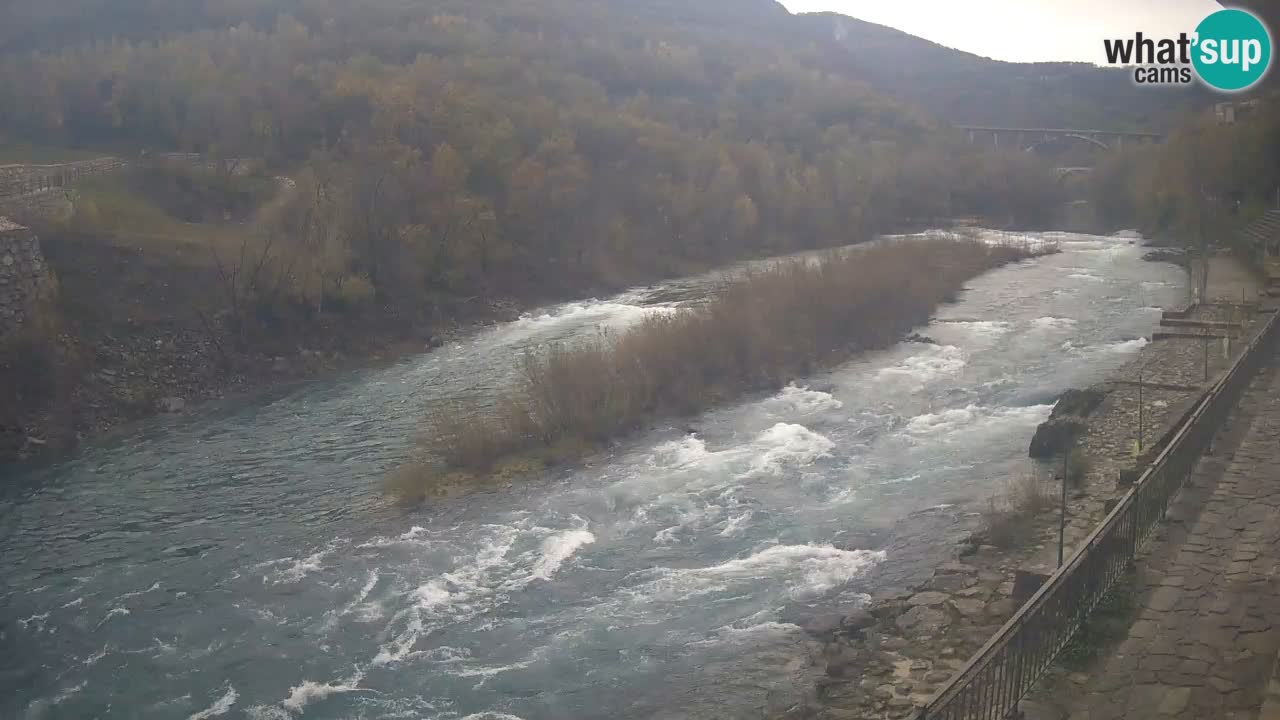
[
  {"x1": 1090, "y1": 100, "x2": 1280, "y2": 253},
  {"x1": 1, "y1": 0, "x2": 1075, "y2": 307},
  {"x1": 0, "y1": 0, "x2": 1198, "y2": 457}
]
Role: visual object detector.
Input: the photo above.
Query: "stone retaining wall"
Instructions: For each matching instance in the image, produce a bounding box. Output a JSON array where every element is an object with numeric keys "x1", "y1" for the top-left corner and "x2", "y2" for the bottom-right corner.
[
  {"x1": 0, "y1": 218, "x2": 53, "y2": 340},
  {"x1": 0, "y1": 188, "x2": 72, "y2": 223},
  {"x1": 0, "y1": 157, "x2": 127, "y2": 197},
  {"x1": 0, "y1": 155, "x2": 259, "y2": 225}
]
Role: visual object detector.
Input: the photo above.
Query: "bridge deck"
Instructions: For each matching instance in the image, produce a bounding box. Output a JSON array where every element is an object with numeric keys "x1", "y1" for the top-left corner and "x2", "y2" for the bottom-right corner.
[{"x1": 954, "y1": 126, "x2": 1164, "y2": 138}]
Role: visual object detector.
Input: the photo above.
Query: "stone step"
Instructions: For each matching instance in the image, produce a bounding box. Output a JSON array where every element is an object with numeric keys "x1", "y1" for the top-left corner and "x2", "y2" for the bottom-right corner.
[
  {"x1": 1152, "y1": 331, "x2": 1230, "y2": 341},
  {"x1": 1160, "y1": 318, "x2": 1243, "y2": 331}
]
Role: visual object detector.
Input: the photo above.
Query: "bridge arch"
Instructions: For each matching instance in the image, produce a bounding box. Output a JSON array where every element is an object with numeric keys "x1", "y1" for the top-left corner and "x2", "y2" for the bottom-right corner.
[
  {"x1": 1025, "y1": 134, "x2": 1112, "y2": 153},
  {"x1": 957, "y1": 126, "x2": 1163, "y2": 154}
]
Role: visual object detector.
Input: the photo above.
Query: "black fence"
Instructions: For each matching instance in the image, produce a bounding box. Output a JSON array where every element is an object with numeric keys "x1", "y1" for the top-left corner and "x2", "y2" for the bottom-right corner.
[{"x1": 918, "y1": 307, "x2": 1280, "y2": 720}]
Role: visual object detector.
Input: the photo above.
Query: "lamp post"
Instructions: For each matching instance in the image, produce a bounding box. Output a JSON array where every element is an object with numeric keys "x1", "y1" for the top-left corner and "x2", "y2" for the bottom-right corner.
[{"x1": 1138, "y1": 367, "x2": 1145, "y2": 454}]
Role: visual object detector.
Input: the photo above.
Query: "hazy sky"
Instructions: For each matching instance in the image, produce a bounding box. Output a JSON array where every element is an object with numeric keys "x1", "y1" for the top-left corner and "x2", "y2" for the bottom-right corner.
[{"x1": 779, "y1": 0, "x2": 1226, "y2": 64}]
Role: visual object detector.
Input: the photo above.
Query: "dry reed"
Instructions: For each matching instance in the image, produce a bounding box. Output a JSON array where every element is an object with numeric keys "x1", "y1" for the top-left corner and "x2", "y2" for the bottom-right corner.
[{"x1": 391, "y1": 235, "x2": 1053, "y2": 498}]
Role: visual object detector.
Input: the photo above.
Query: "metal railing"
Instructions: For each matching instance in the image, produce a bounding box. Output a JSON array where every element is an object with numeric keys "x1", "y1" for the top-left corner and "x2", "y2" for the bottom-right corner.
[{"x1": 918, "y1": 307, "x2": 1280, "y2": 720}]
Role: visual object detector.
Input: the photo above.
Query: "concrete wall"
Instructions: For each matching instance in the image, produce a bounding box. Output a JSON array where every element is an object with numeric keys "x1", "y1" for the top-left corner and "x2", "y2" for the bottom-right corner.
[{"x1": 0, "y1": 218, "x2": 53, "y2": 340}]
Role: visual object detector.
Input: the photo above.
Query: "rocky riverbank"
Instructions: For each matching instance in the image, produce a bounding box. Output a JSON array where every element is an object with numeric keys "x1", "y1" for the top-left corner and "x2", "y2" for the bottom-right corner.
[
  {"x1": 1, "y1": 297, "x2": 524, "y2": 464},
  {"x1": 786, "y1": 296, "x2": 1271, "y2": 720}
]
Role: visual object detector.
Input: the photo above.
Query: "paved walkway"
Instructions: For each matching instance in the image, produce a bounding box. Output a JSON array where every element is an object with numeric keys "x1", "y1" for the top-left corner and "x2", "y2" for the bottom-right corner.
[
  {"x1": 1055, "y1": 346, "x2": 1280, "y2": 719},
  {"x1": 1205, "y1": 251, "x2": 1263, "y2": 306}
]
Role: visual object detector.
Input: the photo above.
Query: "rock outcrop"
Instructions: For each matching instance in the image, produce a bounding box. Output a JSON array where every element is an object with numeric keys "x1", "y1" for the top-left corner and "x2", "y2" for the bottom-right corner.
[{"x1": 1029, "y1": 388, "x2": 1106, "y2": 459}]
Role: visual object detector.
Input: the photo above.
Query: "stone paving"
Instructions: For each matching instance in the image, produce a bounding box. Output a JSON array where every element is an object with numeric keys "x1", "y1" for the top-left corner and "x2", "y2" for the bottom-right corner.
[{"x1": 1033, "y1": 348, "x2": 1280, "y2": 719}]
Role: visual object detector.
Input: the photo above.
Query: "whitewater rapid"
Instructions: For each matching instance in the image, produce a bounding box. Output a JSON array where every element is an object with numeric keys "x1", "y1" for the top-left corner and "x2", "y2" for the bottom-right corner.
[{"x1": 0, "y1": 231, "x2": 1185, "y2": 720}]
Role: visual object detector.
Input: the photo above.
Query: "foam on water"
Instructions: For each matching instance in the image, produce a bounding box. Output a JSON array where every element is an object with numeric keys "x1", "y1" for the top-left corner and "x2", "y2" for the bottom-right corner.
[
  {"x1": 448, "y1": 657, "x2": 538, "y2": 680},
  {"x1": 260, "y1": 544, "x2": 342, "y2": 584},
  {"x1": 511, "y1": 302, "x2": 680, "y2": 334},
  {"x1": 374, "y1": 525, "x2": 521, "y2": 666},
  {"x1": 321, "y1": 570, "x2": 385, "y2": 633},
  {"x1": 1031, "y1": 316, "x2": 1078, "y2": 331},
  {"x1": 1104, "y1": 338, "x2": 1149, "y2": 354},
  {"x1": 97, "y1": 607, "x2": 130, "y2": 626},
  {"x1": 903, "y1": 404, "x2": 1053, "y2": 442},
  {"x1": 877, "y1": 345, "x2": 967, "y2": 387},
  {"x1": 650, "y1": 436, "x2": 716, "y2": 469},
  {"x1": 18, "y1": 612, "x2": 49, "y2": 631},
  {"x1": 645, "y1": 487, "x2": 749, "y2": 544},
  {"x1": 718, "y1": 512, "x2": 753, "y2": 537},
  {"x1": 693, "y1": 621, "x2": 804, "y2": 646},
  {"x1": 532, "y1": 529, "x2": 595, "y2": 580},
  {"x1": 904, "y1": 406, "x2": 980, "y2": 436},
  {"x1": 636, "y1": 544, "x2": 885, "y2": 602},
  {"x1": 114, "y1": 582, "x2": 162, "y2": 603},
  {"x1": 51, "y1": 682, "x2": 86, "y2": 705},
  {"x1": 357, "y1": 525, "x2": 439, "y2": 550},
  {"x1": 992, "y1": 404, "x2": 1055, "y2": 425},
  {"x1": 188, "y1": 686, "x2": 238, "y2": 720},
  {"x1": 764, "y1": 384, "x2": 844, "y2": 415},
  {"x1": 281, "y1": 670, "x2": 365, "y2": 712},
  {"x1": 246, "y1": 707, "x2": 292, "y2": 720},
  {"x1": 83, "y1": 645, "x2": 109, "y2": 666},
  {"x1": 373, "y1": 518, "x2": 598, "y2": 667},
  {"x1": 746, "y1": 424, "x2": 835, "y2": 476},
  {"x1": 942, "y1": 320, "x2": 1011, "y2": 339}
]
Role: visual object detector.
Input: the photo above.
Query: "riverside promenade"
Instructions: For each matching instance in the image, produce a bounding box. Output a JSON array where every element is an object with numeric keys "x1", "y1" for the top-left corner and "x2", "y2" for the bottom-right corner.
[
  {"x1": 799, "y1": 254, "x2": 1275, "y2": 720},
  {"x1": 1024, "y1": 258, "x2": 1280, "y2": 720}
]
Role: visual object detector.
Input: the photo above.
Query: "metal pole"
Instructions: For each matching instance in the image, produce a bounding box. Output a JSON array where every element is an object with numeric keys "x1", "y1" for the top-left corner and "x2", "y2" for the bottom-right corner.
[
  {"x1": 1059, "y1": 449, "x2": 1068, "y2": 568},
  {"x1": 1138, "y1": 369, "x2": 1144, "y2": 453}
]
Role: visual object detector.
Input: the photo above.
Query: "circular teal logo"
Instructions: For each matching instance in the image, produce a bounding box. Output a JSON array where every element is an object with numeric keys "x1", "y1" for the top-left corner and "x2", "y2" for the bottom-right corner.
[{"x1": 1193, "y1": 8, "x2": 1272, "y2": 92}]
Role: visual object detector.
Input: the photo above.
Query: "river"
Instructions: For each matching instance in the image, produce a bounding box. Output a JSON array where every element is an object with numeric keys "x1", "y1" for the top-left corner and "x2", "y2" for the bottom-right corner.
[{"x1": 0, "y1": 231, "x2": 1184, "y2": 720}]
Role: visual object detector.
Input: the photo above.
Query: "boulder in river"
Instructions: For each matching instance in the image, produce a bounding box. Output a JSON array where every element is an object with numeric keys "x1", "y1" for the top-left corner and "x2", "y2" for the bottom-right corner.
[
  {"x1": 1028, "y1": 418, "x2": 1084, "y2": 458},
  {"x1": 1052, "y1": 388, "x2": 1106, "y2": 418},
  {"x1": 1028, "y1": 388, "x2": 1105, "y2": 458}
]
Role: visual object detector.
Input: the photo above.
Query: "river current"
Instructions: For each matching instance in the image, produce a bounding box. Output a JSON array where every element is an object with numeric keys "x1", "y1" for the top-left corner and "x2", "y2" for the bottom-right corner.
[{"x1": 0, "y1": 231, "x2": 1184, "y2": 720}]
